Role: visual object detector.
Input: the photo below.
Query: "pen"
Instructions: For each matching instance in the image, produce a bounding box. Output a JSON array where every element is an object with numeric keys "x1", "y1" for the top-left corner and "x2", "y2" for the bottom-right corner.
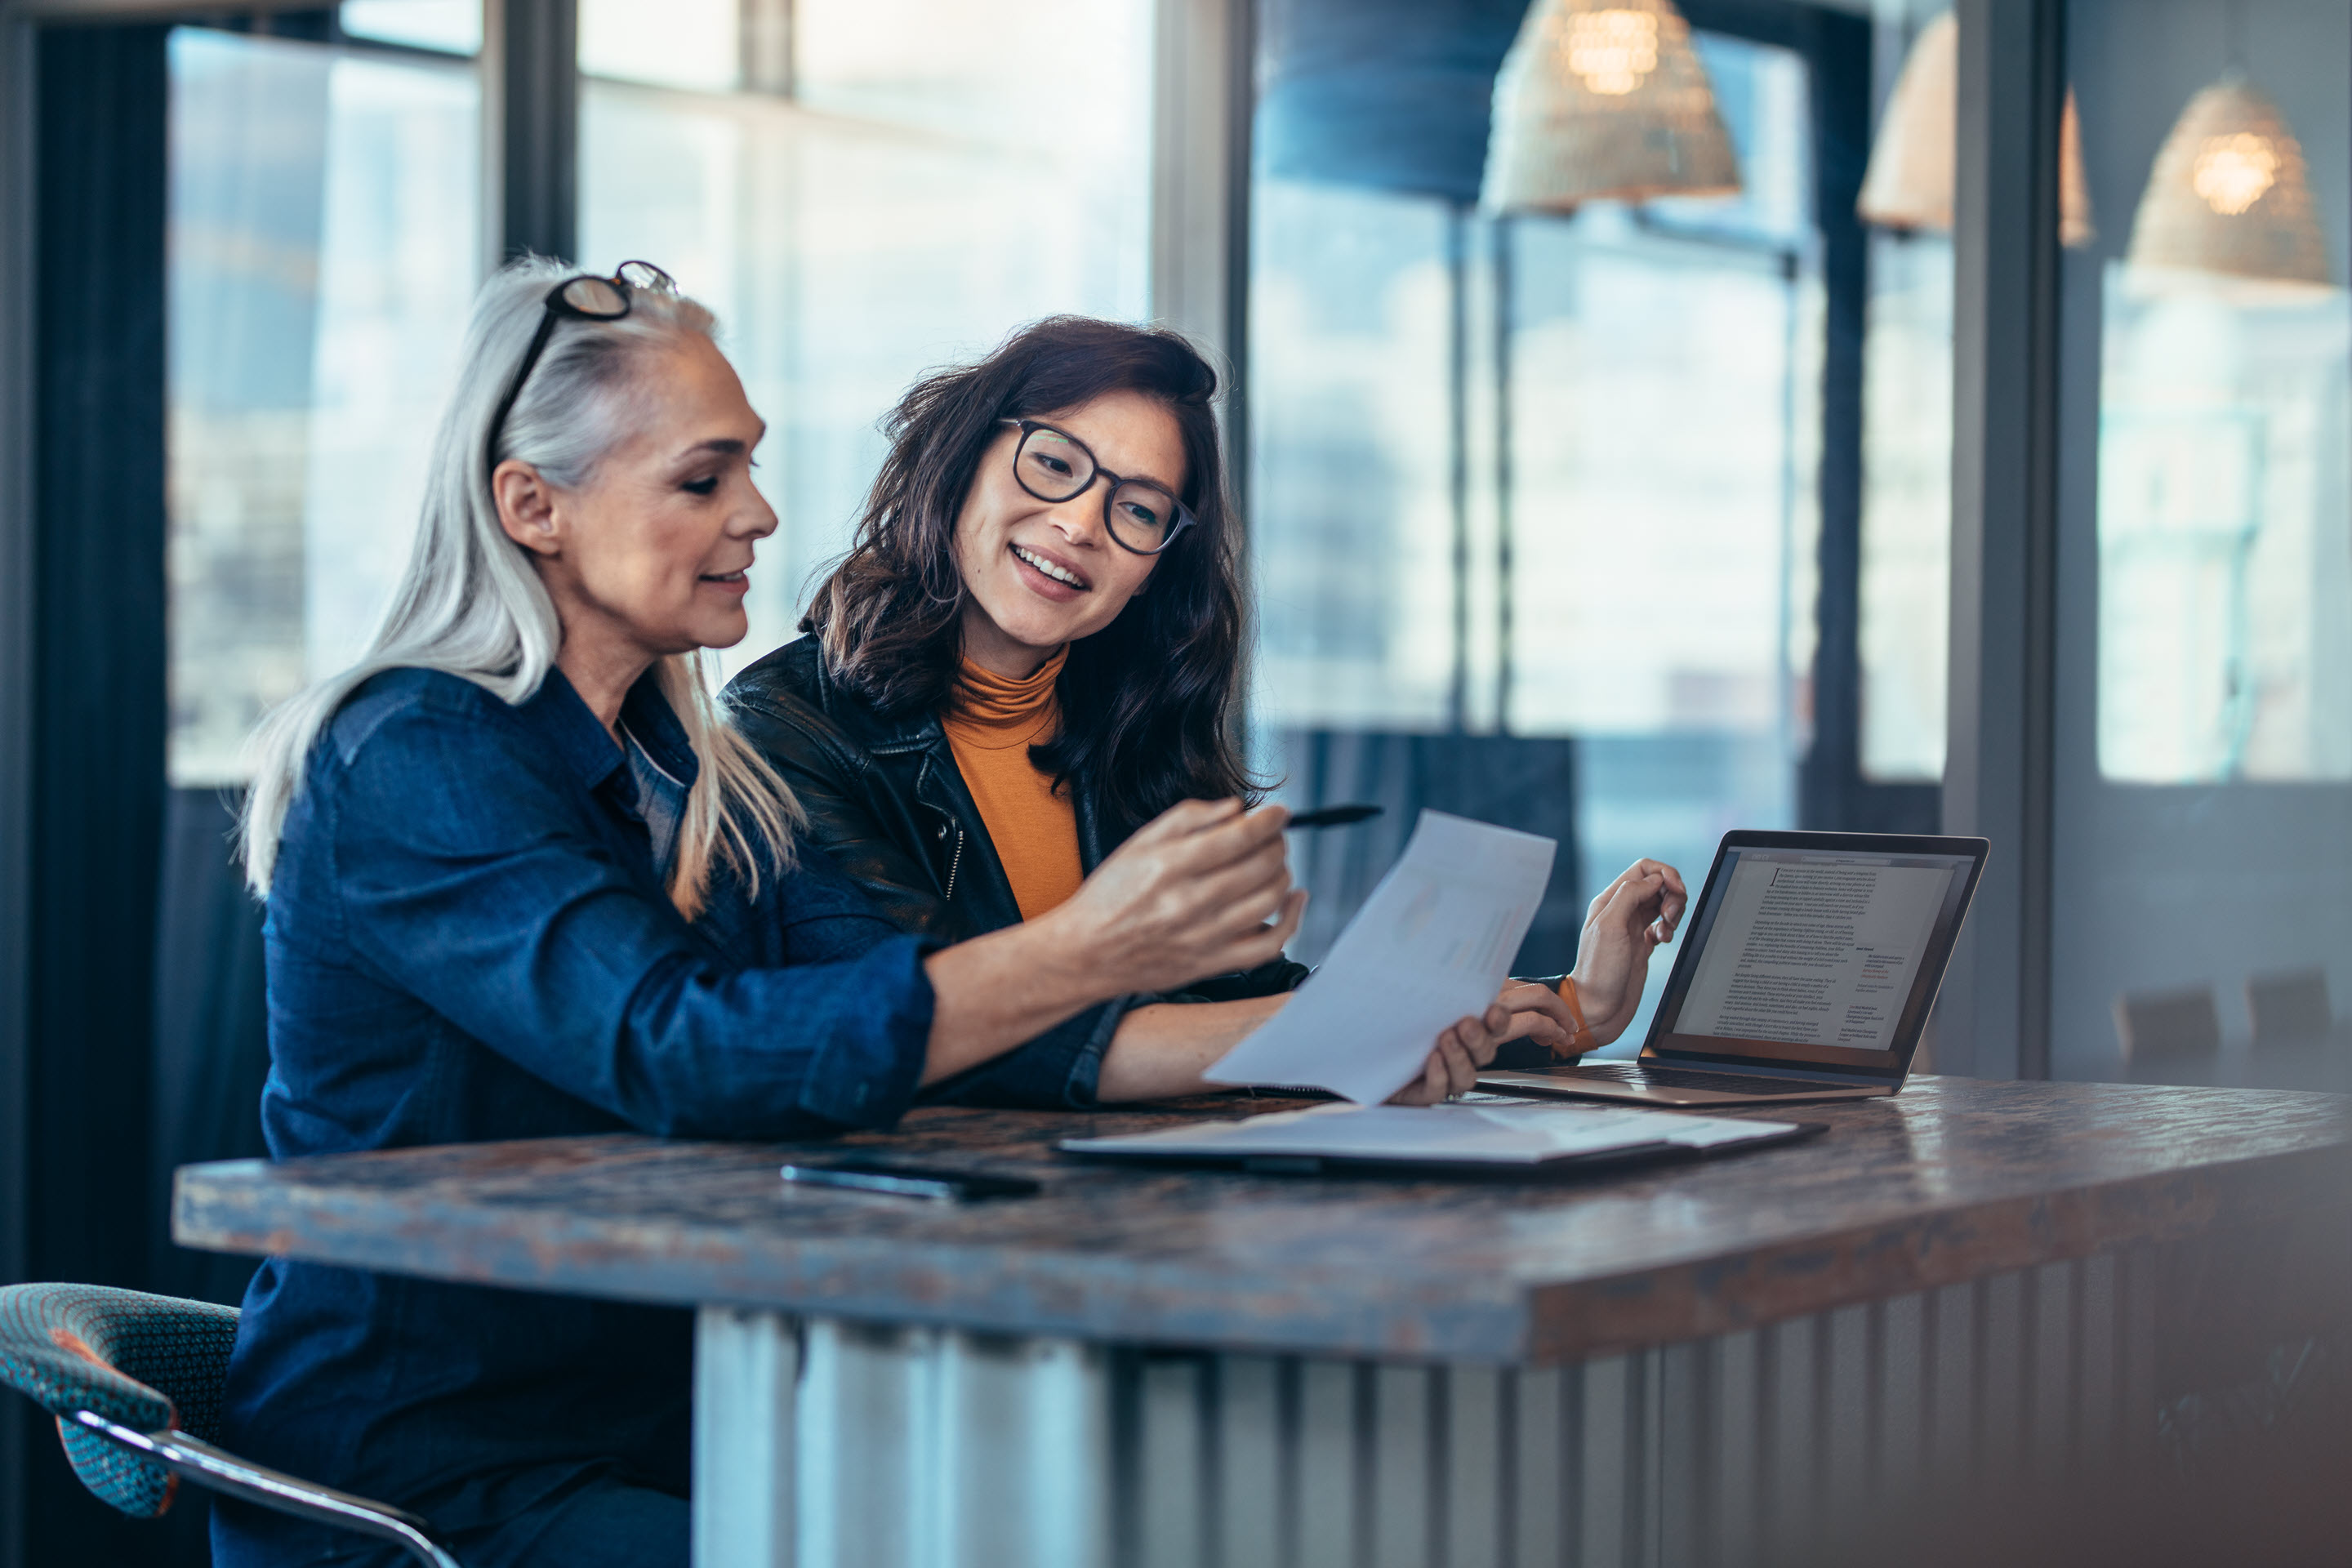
[{"x1": 1285, "y1": 804, "x2": 1383, "y2": 830}]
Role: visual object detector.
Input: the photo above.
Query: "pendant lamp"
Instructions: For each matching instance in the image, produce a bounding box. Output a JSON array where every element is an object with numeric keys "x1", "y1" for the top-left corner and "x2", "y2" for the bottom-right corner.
[
  {"x1": 2123, "y1": 74, "x2": 2331, "y2": 297},
  {"x1": 1855, "y1": 11, "x2": 2095, "y2": 246},
  {"x1": 1481, "y1": 0, "x2": 1741, "y2": 214}
]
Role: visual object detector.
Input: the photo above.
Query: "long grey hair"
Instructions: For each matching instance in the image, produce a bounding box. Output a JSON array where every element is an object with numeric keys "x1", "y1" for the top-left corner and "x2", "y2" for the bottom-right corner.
[{"x1": 240, "y1": 257, "x2": 800, "y2": 918}]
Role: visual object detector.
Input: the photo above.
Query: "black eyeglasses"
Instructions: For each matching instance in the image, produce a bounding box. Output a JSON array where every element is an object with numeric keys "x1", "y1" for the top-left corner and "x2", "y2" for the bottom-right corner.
[
  {"x1": 998, "y1": 418, "x2": 1196, "y2": 555},
  {"x1": 484, "y1": 261, "x2": 676, "y2": 481}
]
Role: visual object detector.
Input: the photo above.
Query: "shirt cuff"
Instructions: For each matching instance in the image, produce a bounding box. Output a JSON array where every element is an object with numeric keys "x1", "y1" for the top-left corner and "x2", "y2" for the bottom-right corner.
[
  {"x1": 789, "y1": 933, "x2": 941, "y2": 1129},
  {"x1": 916, "y1": 993, "x2": 1131, "y2": 1111}
]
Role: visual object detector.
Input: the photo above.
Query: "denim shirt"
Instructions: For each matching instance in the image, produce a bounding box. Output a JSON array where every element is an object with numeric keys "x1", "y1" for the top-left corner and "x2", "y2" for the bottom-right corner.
[{"x1": 214, "y1": 666, "x2": 938, "y2": 1563}]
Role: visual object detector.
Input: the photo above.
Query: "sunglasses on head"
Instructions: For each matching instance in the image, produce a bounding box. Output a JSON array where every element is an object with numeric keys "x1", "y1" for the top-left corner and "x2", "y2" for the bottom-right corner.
[{"x1": 483, "y1": 261, "x2": 677, "y2": 482}]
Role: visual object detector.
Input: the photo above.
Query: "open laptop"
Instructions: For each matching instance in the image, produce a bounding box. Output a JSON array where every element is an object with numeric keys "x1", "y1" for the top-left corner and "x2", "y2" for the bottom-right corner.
[{"x1": 1481, "y1": 830, "x2": 1989, "y2": 1107}]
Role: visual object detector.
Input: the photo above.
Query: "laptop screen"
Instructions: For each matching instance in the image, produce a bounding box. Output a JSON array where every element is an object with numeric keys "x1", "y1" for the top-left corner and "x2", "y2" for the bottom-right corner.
[{"x1": 1645, "y1": 834, "x2": 1985, "y2": 1076}]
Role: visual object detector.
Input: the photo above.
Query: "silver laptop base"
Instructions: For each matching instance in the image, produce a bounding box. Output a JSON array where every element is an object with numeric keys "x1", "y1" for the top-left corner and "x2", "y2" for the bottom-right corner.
[{"x1": 1477, "y1": 1069, "x2": 1893, "y2": 1108}]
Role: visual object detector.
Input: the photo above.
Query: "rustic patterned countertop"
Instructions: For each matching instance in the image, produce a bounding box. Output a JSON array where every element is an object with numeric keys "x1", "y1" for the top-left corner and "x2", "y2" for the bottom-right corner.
[{"x1": 172, "y1": 1076, "x2": 2352, "y2": 1362}]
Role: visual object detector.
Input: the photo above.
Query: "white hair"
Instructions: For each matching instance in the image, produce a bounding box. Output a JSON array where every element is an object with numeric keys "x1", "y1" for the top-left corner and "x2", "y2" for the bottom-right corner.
[{"x1": 241, "y1": 256, "x2": 800, "y2": 919}]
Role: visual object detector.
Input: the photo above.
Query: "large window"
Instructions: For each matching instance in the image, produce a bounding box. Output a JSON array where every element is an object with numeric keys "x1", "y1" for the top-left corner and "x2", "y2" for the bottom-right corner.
[
  {"x1": 169, "y1": 0, "x2": 1160, "y2": 786},
  {"x1": 1249, "y1": 0, "x2": 1870, "y2": 1045},
  {"x1": 2053, "y1": 0, "x2": 2351, "y2": 1080},
  {"x1": 166, "y1": 20, "x2": 479, "y2": 786},
  {"x1": 577, "y1": 0, "x2": 1156, "y2": 682}
]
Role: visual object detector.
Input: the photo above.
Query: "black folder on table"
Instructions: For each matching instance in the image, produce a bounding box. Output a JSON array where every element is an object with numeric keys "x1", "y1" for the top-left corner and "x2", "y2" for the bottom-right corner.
[{"x1": 1058, "y1": 1099, "x2": 1824, "y2": 1179}]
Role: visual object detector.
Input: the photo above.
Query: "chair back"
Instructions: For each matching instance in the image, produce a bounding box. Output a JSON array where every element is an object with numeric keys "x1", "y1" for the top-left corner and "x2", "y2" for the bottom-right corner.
[{"x1": 0, "y1": 1283, "x2": 239, "y2": 1518}]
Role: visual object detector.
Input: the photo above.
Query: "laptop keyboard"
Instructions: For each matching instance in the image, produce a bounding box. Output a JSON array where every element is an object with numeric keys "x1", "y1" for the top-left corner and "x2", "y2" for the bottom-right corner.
[{"x1": 1568, "y1": 1062, "x2": 1851, "y2": 1098}]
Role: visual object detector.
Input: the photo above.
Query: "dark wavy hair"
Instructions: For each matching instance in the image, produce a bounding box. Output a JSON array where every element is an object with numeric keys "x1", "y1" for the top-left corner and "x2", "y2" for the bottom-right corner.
[{"x1": 803, "y1": 316, "x2": 1254, "y2": 833}]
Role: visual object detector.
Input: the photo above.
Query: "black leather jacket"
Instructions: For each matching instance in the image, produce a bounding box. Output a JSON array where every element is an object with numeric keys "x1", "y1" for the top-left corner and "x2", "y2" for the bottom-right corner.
[{"x1": 724, "y1": 635, "x2": 1310, "y2": 1107}]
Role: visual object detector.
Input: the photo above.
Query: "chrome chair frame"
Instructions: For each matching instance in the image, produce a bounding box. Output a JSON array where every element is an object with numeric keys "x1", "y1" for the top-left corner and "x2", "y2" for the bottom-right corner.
[{"x1": 69, "y1": 1409, "x2": 462, "y2": 1568}]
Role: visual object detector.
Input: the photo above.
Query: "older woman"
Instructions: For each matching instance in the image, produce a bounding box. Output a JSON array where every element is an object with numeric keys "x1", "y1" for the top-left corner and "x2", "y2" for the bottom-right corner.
[
  {"x1": 218, "y1": 263, "x2": 1515, "y2": 1568},
  {"x1": 726, "y1": 317, "x2": 1688, "y2": 1101}
]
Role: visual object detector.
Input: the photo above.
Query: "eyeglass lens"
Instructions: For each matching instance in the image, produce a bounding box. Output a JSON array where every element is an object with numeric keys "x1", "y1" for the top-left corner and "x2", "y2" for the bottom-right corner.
[
  {"x1": 616, "y1": 260, "x2": 676, "y2": 294},
  {"x1": 557, "y1": 276, "x2": 630, "y2": 317},
  {"x1": 1015, "y1": 426, "x2": 1176, "y2": 552}
]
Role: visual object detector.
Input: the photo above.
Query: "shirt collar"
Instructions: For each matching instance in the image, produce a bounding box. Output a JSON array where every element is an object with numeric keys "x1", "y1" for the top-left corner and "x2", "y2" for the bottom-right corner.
[
  {"x1": 525, "y1": 666, "x2": 702, "y2": 795},
  {"x1": 619, "y1": 670, "x2": 702, "y2": 790}
]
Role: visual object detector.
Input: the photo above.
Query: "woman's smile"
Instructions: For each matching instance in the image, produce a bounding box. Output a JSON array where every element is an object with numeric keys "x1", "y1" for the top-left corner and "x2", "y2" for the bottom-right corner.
[{"x1": 1009, "y1": 541, "x2": 1090, "y2": 599}]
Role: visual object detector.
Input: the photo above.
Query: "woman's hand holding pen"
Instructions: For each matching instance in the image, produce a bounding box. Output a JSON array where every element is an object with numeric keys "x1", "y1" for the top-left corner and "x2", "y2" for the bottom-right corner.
[
  {"x1": 1045, "y1": 797, "x2": 1307, "y2": 997},
  {"x1": 924, "y1": 798, "x2": 1304, "y2": 1087}
]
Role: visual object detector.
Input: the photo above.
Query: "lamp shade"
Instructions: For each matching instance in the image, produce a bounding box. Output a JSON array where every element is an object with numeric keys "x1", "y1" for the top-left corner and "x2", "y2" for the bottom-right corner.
[
  {"x1": 2123, "y1": 75, "x2": 2331, "y2": 295},
  {"x1": 1855, "y1": 11, "x2": 1956, "y2": 230},
  {"x1": 1855, "y1": 11, "x2": 2094, "y2": 246},
  {"x1": 1481, "y1": 0, "x2": 1740, "y2": 214}
]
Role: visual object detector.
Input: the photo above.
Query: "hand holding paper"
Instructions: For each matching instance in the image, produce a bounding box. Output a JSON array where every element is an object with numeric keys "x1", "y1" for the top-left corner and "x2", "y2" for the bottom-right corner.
[{"x1": 1205, "y1": 810, "x2": 1556, "y2": 1103}]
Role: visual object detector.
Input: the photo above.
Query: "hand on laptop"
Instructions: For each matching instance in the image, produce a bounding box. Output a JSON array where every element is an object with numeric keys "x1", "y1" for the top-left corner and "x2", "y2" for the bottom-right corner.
[{"x1": 1566, "y1": 858, "x2": 1688, "y2": 1045}]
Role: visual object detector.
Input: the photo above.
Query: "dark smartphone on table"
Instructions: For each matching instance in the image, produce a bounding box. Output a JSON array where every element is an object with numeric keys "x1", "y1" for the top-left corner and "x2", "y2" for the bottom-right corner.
[{"x1": 779, "y1": 1158, "x2": 1042, "y2": 1202}]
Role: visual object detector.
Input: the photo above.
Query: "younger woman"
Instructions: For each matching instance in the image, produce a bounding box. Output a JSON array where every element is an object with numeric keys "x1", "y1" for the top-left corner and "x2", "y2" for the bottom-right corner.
[{"x1": 727, "y1": 318, "x2": 1686, "y2": 1103}]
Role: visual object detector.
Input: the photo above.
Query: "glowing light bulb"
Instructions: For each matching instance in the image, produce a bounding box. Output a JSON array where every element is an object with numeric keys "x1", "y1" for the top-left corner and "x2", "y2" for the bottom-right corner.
[
  {"x1": 2192, "y1": 132, "x2": 2278, "y2": 216},
  {"x1": 1564, "y1": 9, "x2": 1659, "y2": 96}
]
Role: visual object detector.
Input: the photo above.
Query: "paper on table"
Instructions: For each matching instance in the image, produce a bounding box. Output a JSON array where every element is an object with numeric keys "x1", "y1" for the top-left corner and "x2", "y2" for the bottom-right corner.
[
  {"x1": 1205, "y1": 809, "x2": 1557, "y2": 1103},
  {"x1": 1060, "y1": 1101, "x2": 1797, "y2": 1165}
]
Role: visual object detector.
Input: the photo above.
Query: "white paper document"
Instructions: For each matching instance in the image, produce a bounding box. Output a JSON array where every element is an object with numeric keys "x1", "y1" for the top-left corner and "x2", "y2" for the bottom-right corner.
[
  {"x1": 1062, "y1": 1101, "x2": 1800, "y2": 1166},
  {"x1": 1204, "y1": 810, "x2": 1556, "y2": 1104}
]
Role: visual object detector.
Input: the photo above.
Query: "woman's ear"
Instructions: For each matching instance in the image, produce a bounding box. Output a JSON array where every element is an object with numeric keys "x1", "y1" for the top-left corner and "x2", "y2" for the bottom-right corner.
[{"x1": 493, "y1": 460, "x2": 561, "y2": 556}]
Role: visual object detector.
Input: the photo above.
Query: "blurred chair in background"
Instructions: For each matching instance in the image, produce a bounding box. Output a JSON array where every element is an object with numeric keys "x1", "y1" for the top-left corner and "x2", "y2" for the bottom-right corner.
[
  {"x1": 2116, "y1": 983, "x2": 2224, "y2": 1067},
  {"x1": 2247, "y1": 969, "x2": 2333, "y2": 1050}
]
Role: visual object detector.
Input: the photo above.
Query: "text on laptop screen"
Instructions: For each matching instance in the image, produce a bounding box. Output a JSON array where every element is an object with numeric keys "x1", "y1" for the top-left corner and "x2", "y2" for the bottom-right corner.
[{"x1": 1670, "y1": 850, "x2": 1975, "y2": 1050}]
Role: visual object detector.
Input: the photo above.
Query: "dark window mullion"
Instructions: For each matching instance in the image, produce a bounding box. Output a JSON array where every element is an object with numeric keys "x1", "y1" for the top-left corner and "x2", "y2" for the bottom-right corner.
[
  {"x1": 486, "y1": 0, "x2": 578, "y2": 265},
  {"x1": 20, "y1": 24, "x2": 172, "y2": 1566},
  {"x1": 1944, "y1": 0, "x2": 2066, "y2": 1080}
]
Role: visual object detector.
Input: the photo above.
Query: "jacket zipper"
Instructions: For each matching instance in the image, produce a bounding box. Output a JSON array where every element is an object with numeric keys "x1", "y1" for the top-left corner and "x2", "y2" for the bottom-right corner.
[{"x1": 942, "y1": 826, "x2": 964, "y2": 902}]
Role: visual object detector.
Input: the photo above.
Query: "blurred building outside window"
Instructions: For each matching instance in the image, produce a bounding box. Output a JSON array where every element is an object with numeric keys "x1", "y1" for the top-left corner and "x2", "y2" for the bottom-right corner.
[
  {"x1": 1855, "y1": 0, "x2": 1957, "y2": 786},
  {"x1": 2096, "y1": 274, "x2": 2351, "y2": 782},
  {"x1": 339, "y1": 0, "x2": 481, "y2": 55},
  {"x1": 167, "y1": 20, "x2": 479, "y2": 786},
  {"x1": 1857, "y1": 223, "x2": 1952, "y2": 782},
  {"x1": 576, "y1": 0, "x2": 1156, "y2": 684}
]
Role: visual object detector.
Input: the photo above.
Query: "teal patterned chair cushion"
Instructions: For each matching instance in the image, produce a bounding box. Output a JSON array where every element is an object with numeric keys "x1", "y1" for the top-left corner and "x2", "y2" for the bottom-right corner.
[{"x1": 0, "y1": 1283, "x2": 241, "y2": 1518}]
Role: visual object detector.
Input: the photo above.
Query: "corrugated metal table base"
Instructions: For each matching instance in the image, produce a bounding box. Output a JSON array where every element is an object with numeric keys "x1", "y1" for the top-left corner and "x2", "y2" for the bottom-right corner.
[{"x1": 693, "y1": 1250, "x2": 2156, "y2": 1568}]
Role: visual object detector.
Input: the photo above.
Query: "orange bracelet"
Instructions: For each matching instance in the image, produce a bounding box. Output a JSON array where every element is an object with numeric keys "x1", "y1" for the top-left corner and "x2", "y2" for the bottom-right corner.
[{"x1": 1557, "y1": 977, "x2": 1597, "y2": 1058}]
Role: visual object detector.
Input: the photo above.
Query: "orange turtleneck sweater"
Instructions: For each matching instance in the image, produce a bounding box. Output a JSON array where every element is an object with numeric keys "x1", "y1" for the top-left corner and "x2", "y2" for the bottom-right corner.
[{"x1": 943, "y1": 648, "x2": 1085, "y2": 921}]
